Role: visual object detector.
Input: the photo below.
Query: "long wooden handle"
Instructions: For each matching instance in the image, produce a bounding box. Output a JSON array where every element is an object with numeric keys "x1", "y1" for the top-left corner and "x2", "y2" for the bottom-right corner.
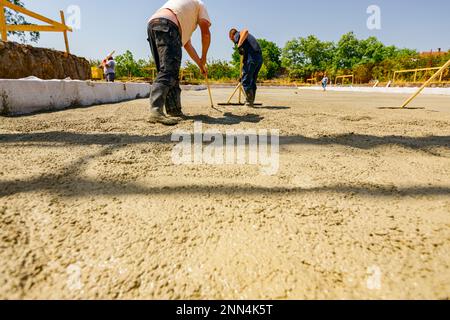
[
  {"x1": 205, "y1": 75, "x2": 214, "y2": 108},
  {"x1": 227, "y1": 82, "x2": 242, "y2": 104},
  {"x1": 105, "y1": 50, "x2": 115, "y2": 60},
  {"x1": 239, "y1": 56, "x2": 244, "y2": 103}
]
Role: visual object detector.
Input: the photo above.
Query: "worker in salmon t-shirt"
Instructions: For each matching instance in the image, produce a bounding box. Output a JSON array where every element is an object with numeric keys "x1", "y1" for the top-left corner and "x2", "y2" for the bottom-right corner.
[{"x1": 147, "y1": 0, "x2": 212, "y2": 125}]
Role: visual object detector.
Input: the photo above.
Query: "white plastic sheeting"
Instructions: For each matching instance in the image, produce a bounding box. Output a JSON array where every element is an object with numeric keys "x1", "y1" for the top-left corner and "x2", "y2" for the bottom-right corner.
[{"x1": 0, "y1": 78, "x2": 150, "y2": 115}]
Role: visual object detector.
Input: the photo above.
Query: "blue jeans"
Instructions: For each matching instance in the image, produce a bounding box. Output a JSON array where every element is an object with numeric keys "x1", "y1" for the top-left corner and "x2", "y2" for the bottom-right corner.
[
  {"x1": 242, "y1": 54, "x2": 263, "y2": 95},
  {"x1": 106, "y1": 73, "x2": 115, "y2": 82}
]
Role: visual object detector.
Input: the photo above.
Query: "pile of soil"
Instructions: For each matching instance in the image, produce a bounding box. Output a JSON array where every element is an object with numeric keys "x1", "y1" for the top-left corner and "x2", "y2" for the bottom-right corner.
[{"x1": 0, "y1": 40, "x2": 90, "y2": 80}]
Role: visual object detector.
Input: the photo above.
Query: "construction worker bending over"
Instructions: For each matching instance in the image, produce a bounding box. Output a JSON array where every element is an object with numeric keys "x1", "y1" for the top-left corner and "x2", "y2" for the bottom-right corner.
[
  {"x1": 229, "y1": 28, "x2": 263, "y2": 108},
  {"x1": 102, "y1": 56, "x2": 116, "y2": 82},
  {"x1": 147, "y1": 0, "x2": 211, "y2": 125}
]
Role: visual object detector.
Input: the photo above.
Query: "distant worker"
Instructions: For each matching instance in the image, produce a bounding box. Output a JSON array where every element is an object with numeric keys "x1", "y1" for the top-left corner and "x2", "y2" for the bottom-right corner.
[
  {"x1": 147, "y1": 0, "x2": 212, "y2": 125},
  {"x1": 229, "y1": 28, "x2": 263, "y2": 108},
  {"x1": 321, "y1": 74, "x2": 329, "y2": 91},
  {"x1": 102, "y1": 57, "x2": 116, "y2": 82}
]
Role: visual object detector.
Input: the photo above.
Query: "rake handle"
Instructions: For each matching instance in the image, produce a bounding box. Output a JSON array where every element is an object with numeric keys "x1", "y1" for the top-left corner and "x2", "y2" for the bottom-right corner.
[{"x1": 205, "y1": 74, "x2": 214, "y2": 108}]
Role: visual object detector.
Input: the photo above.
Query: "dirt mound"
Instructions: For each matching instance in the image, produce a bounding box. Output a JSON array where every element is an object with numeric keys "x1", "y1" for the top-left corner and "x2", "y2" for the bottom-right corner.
[{"x1": 0, "y1": 40, "x2": 90, "y2": 80}]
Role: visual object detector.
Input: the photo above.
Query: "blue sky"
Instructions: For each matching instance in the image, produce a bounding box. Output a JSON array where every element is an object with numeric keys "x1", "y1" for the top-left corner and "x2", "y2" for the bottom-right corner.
[{"x1": 18, "y1": 0, "x2": 450, "y2": 62}]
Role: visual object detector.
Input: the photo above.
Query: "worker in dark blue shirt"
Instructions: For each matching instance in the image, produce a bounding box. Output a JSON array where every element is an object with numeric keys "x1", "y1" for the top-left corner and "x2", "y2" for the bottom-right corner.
[{"x1": 229, "y1": 28, "x2": 263, "y2": 107}]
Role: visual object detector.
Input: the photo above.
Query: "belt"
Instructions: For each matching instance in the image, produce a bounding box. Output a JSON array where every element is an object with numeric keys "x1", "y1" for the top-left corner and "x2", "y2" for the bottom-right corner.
[{"x1": 149, "y1": 18, "x2": 179, "y2": 30}]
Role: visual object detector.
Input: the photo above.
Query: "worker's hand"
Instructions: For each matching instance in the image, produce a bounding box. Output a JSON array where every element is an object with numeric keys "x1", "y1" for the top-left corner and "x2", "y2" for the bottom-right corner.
[
  {"x1": 199, "y1": 63, "x2": 208, "y2": 76},
  {"x1": 199, "y1": 57, "x2": 208, "y2": 73}
]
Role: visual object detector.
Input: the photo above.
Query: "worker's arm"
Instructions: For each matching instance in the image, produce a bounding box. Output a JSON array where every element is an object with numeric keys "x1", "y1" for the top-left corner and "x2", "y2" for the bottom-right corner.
[
  {"x1": 184, "y1": 19, "x2": 211, "y2": 76},
  {"x1": 198, "y1": 19, "x2": 211, "y2": 68},
  {"x1": 184, "y1": 40, "x2": 207, "y2": 75},
  {"x1": 237, "y1": 29, "x2": 249, "y2": 48}
]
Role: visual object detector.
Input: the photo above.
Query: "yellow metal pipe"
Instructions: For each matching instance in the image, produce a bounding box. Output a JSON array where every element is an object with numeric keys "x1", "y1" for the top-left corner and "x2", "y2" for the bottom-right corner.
[
  {"x1": 400, "y1": 58, "x2": 450, "y2": 108},
  {"x1": 335, "y1": 75, "x2": 353, "y2": 85},
  {"x1": 395, "y1": 67, "x2": 440, "y2": 74}
]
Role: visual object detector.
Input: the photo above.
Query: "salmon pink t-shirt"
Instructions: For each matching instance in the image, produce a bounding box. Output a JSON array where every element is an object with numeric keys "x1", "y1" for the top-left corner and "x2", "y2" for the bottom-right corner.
[{"x1": 150, "y1": 0, "x2": 211, "y2": 46}]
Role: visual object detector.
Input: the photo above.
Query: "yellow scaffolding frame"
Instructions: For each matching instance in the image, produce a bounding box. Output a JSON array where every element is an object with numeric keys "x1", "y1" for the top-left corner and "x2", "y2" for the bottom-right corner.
[
  {"x1": 400, "y1": 58, "x2": 450, "y2": 108},
  {"x1": 180, "y1": 69, "x2": 194, "y2": 82},
  {"x1": 335, "y1": 75, "x2": 354, "y2": 85},
  {"x1": 393, "y1": 67, "x2": 449, "y2": 84},
  {"x1": 0, "y1": 0, "x2": 72, "y2": 54},
  {"x1": 143, "y1": 68, "x2": 193, "y2": 82}
]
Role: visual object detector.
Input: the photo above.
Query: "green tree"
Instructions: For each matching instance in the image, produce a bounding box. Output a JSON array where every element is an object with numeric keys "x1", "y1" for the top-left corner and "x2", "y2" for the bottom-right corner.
[
  {"x1": 281, "y1": 32, "x2": 422, "y2": 82},
  {"x1": 258, "y1": 39, "x2": 282, "y2": 79},
  {"x1": 357, "y1": 37, "x2": 389, "y2": 66},
  {"x1": 115, "y1": 51, "x2": 138, "y2": 78},
  {"x1": 281, "y1": 35, "x2": 335, "y2": 79},
  {"x1": 4, "y1": 0, "x2": 40, "y2": 43},
  {"x1": 281, "y1": 38, "x2": 306, "y2": 78},
  {"x1": 136, "y1": 58, "x2": 155, "y2": 78},
  {"x1": 231, "y1": 38, "x2": 282, "y2": 80},
  {"x1": 333, "y1": 32, "x2": 362, "y2": 70},
  {"x1": 115, "y1": 51, "x2": 154, "y2": 78},
  {"x1": 183, "y1": 61, "x2": 201, "y2": 80},
  {"x1": 207, "y1": 59, "x2": 235, "y2": 80}
]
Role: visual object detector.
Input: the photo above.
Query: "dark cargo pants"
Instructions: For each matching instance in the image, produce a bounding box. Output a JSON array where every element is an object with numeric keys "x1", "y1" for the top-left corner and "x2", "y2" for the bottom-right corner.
[{"x1": 147, "y1": 18, "x2": 182, "y2": 115}]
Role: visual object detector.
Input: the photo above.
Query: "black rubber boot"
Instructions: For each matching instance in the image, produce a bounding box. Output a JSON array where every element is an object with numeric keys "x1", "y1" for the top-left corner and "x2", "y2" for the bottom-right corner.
[
  {"x1": 166, "y1": 86, "x2": 185, "y2": 119},
  {"x1": 245, "y1": 90, "x2": 255, "y2": 108},
  {"x1": 167, "y1": 109, "x2": 187, "y2": 120}
]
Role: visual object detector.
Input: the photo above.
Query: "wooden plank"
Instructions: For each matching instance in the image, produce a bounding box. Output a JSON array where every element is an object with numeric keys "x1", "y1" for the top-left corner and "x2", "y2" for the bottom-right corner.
[
  {"x1": 6, "y1": 25, "x2": 66, "y2": 32},
  {"x1": 60, "y1": 10, "x2": 70, "y2": 54},
  {"x1": 1, "y1": 0, "x2": 71, "y2": 31},
  {"x1": 0, "y1": 3, "x2": 7, "y2": 41}
]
